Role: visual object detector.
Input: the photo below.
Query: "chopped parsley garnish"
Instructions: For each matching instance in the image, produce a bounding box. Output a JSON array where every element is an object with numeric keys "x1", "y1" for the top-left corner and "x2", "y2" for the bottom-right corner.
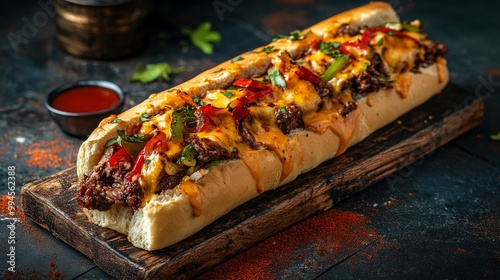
[
  {"x1": 267, "y1": 68, "x2": 286, "y2": 88},
  {"x1": 273, "y1": 30, "x2": 310, "y2": 41},
  {"x1": 221, "y1": 91, "x2": 233, "y2": 98},
  {"x1": 193, "y1": 97, "x2": 205, "y2": 106},
  {"x1": 213, "y1": 68, "x2": 224, "y2": 73},
  {"x1": 377, "y1": 38, "x2": 384, "y2": 46},
  {"x1": 279, "y1": 105, "x2": 287, "y2": 113},
  {"x1": 104, "y1": 130, "x2": 144, "y2": 147},
  {"x1": 109, "y1": 119, "x2": 122, "y2": 124},
  {"x1": 319, "y1": 41, "x2": 343, "y2": 58},
  {"x1": 181, "y1": 21, "x2": 221, "y2": 54},
  {"x1": 364, "y1": 62, "x2": 370, "y2": 69},
  {"x1": 129, "y1": 63, "x2": 185, "y2": 84},
  {"x1": 225, "y1": 85, "x2": 240, "y2": 90},
  {"x1": 140, "y1": 112, "x2": 151, "y2": 122},
  {"x1": 232, "y1": 56, "x2": 244, "y2": 62}
]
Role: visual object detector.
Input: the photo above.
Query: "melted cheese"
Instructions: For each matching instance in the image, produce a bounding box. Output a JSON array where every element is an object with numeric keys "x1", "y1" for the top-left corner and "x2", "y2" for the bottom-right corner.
[
  {"x1": 376, "y1": 34, "x2": 419, "y2": 74},
  {"x1": 178, "y1": 178, "x2": 203, "y2": 217},
  {"x1": 303, "y1": 98, "x2": 360, "y2": 156},
  {"x1": 140, "y1": 153, "x2": 164, "y2": 204},
  {"x1": 130, "y1": 21, "x2": 442, "y2": 217}
]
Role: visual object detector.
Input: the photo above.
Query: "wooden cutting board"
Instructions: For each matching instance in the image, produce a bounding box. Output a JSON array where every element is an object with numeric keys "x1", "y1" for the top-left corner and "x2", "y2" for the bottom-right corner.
[{"x1": 22, "y1": 84, "x2": 484, "y2": 279}]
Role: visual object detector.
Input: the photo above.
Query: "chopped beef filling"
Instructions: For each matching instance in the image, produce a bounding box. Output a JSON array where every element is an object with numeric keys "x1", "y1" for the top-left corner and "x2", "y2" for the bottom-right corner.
[
  {"x1": 343, "y1": 54, "x2": 393, "y2": 99},
  {"x1": 274, "y1": 104, "x2": 304, "y2": 134},
  {"x1": 341, "y1": 101, "x2": 358, "y2": 116},
  {"x1": 156, "y1": 169, "x2": 185, "y2": 193},
  {"x1": 238, "y1": 119, "x2": 265, "y2": 149},
  {"x1": 315, "y1": 82, "x2": 335, "y2": 98},
  {"x1": 188, "y1": 134, "x2": 238, "y2": 164},
  {"x1": 414, "y1": 40, "x2": 448, "y2": 69},
  {"x1": 77, "y1": 146, "x2": 143, "y2": 211}
]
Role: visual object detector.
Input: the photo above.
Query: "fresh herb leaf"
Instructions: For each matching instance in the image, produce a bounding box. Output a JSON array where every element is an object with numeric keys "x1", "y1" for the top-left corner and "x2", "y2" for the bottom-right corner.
[
  {"x1": 363, "y1": 62, "x2": 370, "y2": 69},
  {"x1": 109, "y1": 119, "x2": 122, "y2": 124},
  {"x1": 225, "y1": 85, "x2": 240, "y2": 90},
  {"x1": 213, "y1": 68, "x2": 224, "y2": 73},
  {"x1": 104, "y1": 138, "x2": 119, "y2": 147},
  {"x1": 274, "y1": 30, "x2": 310, "y2": 41},
  {"x1": 267, "y1": 68, "x2": 286, "y2": 88},
  {"x1": 319, "y1": 41, "x2": 342, "y2": 57},
  {"x1": 117, "y1": 130, "x2": 145, "y2": 143},
  {"x1": 221, "y1": 91, "x2": 233, "y2": 98},
  {"x1": 181, "y1": 21, "x2": 221, "y2": 54},
  {"x1": 279, "y1": 105, "x2": 287, "y2": 114},
  {"x1": 193, "y1": 97, "x2": 205, "y2": 105},
  {"x1": 252, "y1": 45, "x2": 277, "y2": 54},
  {"x1": 377, "y1": 38, "x2": 384, "y2": 46},
  {"x1": 104, "y1": 130, "x2": 145, "y2": 148},
  {"x1": 232, "y1": 56, "x2": 244, "y2": 62},
  {"x1": 130, "y1": 63, "x2": 185, "y2": 84},
  {"x1": 140, "y1": 112, "x2": 151, "y2": 122},
  {"x1": 490, "y1": 132, "x2": 500, "y2": 141}
]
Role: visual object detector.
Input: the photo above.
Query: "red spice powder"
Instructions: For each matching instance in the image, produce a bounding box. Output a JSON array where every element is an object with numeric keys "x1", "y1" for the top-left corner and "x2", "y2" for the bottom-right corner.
[
  {"x1": 455, "y1": 248, "x2": 467, "y2": 254},
  {"x1": 0, "y1": 195, "x2": 26, "y2": 221},
  {"x1": 49, "y1": 270, "x2": 63, "y2": 279},
  {"x1": 26, "y1": 139, "x2": 76, "y2": 169},
  {"x1": 0, "y1": 195, "x2": 45, "y2": 245},
  {"x1": 197, "y1": 209, "x2": 379, "y2": 280}
]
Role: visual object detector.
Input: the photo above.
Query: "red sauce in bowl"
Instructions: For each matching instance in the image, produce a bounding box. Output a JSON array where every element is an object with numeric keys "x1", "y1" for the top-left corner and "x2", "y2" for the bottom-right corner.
[{"x1": 51, "y1": 86, "x2": 120, "y2": 113}]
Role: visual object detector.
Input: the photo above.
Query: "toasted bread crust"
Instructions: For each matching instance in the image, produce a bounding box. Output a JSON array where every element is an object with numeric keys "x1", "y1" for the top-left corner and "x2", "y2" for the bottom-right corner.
[{"x1": 77, "y1": 2, "x2": 449, "y2": 250}]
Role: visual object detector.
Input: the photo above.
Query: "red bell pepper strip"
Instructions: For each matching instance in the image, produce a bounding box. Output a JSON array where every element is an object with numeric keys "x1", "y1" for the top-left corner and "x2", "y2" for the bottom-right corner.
[
  {"x1": 127, "y1": 132, "x2": 167, "y2": 181},
  {"x1": 361, "y1": 26, "x2": 420, "y2": 46},
  {"x1": 251, "y1": 87, "x2": 273, "y2": 99},
  {"x1": 231, "y1": 87, "x2": 273, "y2": 121},
  {"x1": 232, "y1": 106, "x2": 249, "y2": 121},
  {"x1": 107, "y1": 148, "x2": 131, "y2": 168},
  {"x1": 297, "y1": 66, "x2": 321, "y2": 84},
  {"x1": 197, "y1": 104, "x2": 220, "y2": 132},
  {"x1": 339, "y1": 41, "x2": 369, "y2": 55},
  {"x1": 128, "y1": 149, "x2": 146, "y2": 181},
  {"x1": 233, "y1": 78, "x2": 268, "y2": 91}
]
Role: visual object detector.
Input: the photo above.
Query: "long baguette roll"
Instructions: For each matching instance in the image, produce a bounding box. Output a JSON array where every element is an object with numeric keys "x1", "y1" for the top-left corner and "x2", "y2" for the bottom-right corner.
[{"x1": 77, "y1": 2, "x2": 449, "y2": 250}]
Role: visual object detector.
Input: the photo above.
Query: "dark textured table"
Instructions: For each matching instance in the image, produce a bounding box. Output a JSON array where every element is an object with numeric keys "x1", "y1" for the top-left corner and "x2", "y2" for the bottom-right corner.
[{"x1": 1, "y1": 0, "x2": 499, "y2": 279}]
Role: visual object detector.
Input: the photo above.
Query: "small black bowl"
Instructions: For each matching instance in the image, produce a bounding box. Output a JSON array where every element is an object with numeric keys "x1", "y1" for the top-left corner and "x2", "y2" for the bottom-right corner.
[{"x1": 46, "y1": 80, "x2": 125, "y2": 138}]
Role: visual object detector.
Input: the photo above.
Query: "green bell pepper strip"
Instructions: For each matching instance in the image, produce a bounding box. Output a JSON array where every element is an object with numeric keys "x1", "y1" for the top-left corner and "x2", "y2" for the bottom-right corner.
[{"x1": 320, "y1": 54, "x2": 349, "y2": 83}]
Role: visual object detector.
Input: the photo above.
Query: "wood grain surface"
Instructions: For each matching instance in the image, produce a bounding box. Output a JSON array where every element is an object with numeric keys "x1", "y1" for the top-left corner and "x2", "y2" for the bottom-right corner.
[{"x1": 21, "y1": 84, "x2": 484, "y2": 279}]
